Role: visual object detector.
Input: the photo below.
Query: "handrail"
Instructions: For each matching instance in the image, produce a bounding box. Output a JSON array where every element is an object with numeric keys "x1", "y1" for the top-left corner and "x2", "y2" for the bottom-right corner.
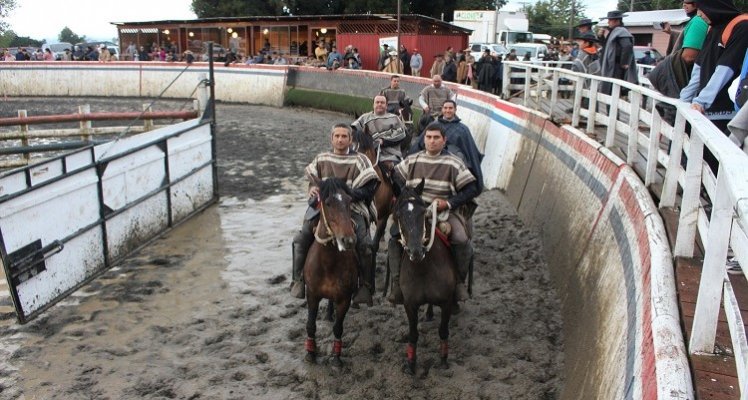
[{"x1": 501, "y1": 60, "x2": 748, "y2": 395}]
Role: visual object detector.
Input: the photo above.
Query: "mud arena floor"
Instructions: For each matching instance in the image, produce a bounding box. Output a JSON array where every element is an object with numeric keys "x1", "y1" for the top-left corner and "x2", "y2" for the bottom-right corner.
[{"x1": 0, "y1": 98, "x2": 564, "y2": 399}]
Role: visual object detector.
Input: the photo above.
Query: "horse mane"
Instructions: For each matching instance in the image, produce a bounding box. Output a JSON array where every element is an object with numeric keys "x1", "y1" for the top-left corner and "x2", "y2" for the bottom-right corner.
[
  {"x1": 394, "y1": 184, "x2": 424, "y2": 215},
  {"x1": 319, "y1": 177, "x2": 353, "y2": 200},
  {"x1": 352, "y1": 126, "x2": 375, "y2": 152}
]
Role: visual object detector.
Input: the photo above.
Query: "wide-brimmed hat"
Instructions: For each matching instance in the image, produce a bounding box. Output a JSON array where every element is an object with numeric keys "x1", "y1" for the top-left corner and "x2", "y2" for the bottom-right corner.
[
  {"x1": 573, "y1": 31, "x2": 599, "y2": 43},
  {"x1": 389, "y1": 50, "x2": 397, "y2": 56},
  {"x1": 601, "y1": 10, "x2": 626, "y2": 20},
  {"x1": 574, "y1": 18, "x2": 595, "y2": 28}
]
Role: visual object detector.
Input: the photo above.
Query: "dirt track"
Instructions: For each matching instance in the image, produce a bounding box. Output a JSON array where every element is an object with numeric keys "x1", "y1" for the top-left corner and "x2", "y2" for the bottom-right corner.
[{"x1": 0, "y1": 99, "x2": 564, "y2": 399}]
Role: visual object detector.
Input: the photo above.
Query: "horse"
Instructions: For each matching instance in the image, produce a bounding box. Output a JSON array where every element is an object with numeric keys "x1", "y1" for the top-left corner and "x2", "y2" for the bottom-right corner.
[
  {"x1": 303, "y1": 176, "x2": 359, "y2": 367},
  {"x1": 351, "y1": 128, "x2": 394, "y2": 261},
  {"x1": 393, "y1": 179, "x2": 457, "y2": 375}
]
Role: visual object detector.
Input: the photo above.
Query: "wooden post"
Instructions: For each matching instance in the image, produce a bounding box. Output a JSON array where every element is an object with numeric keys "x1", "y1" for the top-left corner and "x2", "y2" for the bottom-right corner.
[
  {"x1": 18, "y1": 110, "x2": 29, "y2": 162},
  {"x1": 79, "y1": 104, "x2": 92, "y2": 141},
  {"x1": 143, "y1": 104, "x2": 154, "y2": 131},
  {"x1": 605, "y1": 85, "x2": 620, "y2": 147},
  {"x1": 660, "y1": 112, "x2": 687, "y2": 208}
]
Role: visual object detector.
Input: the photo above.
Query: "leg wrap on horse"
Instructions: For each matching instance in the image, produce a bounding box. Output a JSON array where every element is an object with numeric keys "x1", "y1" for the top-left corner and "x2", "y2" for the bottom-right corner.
[
  {"x1": 406, "y1": 343, "x2": 417, "y2": 362},
  {"x1": 332, "y1": 339, "x2": 343, "y2": 357},
  {"x1": 440, "y1": 340, "x2": 449, "y2": 359},
  {"x1": 387, "y1": 238, "x2": 404, "y2": 304},
  {"x1": 305, "y1": 337, "x2": 316, "y2": 353}
]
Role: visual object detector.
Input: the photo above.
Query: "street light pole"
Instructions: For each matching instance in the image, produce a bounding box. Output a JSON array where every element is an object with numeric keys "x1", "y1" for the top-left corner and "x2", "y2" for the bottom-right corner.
[{"x1": 397, "y1": 0, "x2": 401, "y2": 66}]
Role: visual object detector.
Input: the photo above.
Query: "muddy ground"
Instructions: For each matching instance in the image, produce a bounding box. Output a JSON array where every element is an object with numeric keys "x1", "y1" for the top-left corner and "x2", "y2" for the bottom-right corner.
[{"x1": 0, "y1": 98, "x2": 564, "y2": 399}]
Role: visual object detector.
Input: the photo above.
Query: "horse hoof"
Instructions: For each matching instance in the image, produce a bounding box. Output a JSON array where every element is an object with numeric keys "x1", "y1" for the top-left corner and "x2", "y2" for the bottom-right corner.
[
  {"x1": 330, "y1": 356, "x2": 343, "y2": 369},
  {"x1": 304, "y1": 352, "x2": 317, "y2": 364},
  {"x1": 402, "y1": 362, "x2": 416, "y2": 375},
  {"x1": 434, "y1": 359, "x2": 450, "y2": 370}
]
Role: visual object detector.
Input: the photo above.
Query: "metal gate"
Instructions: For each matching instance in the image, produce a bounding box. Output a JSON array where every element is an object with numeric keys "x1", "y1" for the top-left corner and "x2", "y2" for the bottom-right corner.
[{"x1": 0, "y1": 115, "x2": 217, "y2": 323}]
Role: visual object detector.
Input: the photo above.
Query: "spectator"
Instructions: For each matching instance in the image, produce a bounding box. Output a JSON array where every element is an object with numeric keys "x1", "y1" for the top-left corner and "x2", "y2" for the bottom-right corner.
[
  {"x1": 138, "y1": 46, "x2": 150, "y2": 62},
  {"x1": 99, "y1": 45, "x2": 113, "y2": 62},
  {"x1": 183, "y1": 50, "x2": 195, "y2": 64},
  {"x1": 383, "y1": 50, "x2": 403, "y2": 73},
  {"x1": 599, "y1": 10, "x2": 638, "y2": 96},
  {"x1": 60, "y1": 48, "x2": 72, "y2": 61},
  {"x1": 327, "y1": 46, "x2": 343, "y2": 69},
  {"x1": 399, "y1": 44, "x2": 411, "y2": 75},
  {"x1": 442, "y1": 55, "x2": 457, "y2": 82},
  {"x1": 430, "y1": 54, "x2": 446, "y2": 77},
  {"x1": 410, "y1": 48, "x2": 423, "y2": 76},
  {"x1": 43, "y1": 48, "x2": 54, "y2": 61},
  {"x1": 680, "y1": 0, "x2": 748, "y2": 134},
  {"x1": 315, "y1": 41, "x2": 327, "y2": 62}
]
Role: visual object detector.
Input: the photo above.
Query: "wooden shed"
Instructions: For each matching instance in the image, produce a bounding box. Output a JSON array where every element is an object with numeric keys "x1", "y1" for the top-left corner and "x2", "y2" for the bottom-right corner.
[{"x1": 113, "y1": 14, "x2": 470, "y2": 74}]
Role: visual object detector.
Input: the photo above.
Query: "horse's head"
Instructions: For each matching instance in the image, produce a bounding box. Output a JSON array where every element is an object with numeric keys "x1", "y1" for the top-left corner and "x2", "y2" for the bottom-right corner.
[
  {"x1": 351, "y1": 126, "x2": 377, "y2": 164},
  {"x1": 313, "y1": 176, "x2": 357, "y2": 252},
  {"x1": 394, "y1": 178, "x2": 428, "y2": 262}
]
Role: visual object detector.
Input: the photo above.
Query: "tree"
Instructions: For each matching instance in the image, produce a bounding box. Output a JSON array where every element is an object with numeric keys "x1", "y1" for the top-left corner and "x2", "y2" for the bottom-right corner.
[
  {"x1": 616, "y1": 0, "x2": 748, "y2": 12},
  {"x1": 524, "y1": 0, "x2": 587, "y2": 40},
  {"x1": 191, "y1": 0, "x2": 284, "y2": 18},
  {"x1": 0, "y1": 0, "x2": 18, "y2": 36},
  {"x1": 58, "y1": 27, "x2": 85, "y2": 44}
]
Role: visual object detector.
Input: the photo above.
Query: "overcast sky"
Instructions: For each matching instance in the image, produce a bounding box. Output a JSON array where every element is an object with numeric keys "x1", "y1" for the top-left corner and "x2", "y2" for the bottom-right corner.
[{"x1": 6, "y1": 0, "x2": 619, "y2": 43}]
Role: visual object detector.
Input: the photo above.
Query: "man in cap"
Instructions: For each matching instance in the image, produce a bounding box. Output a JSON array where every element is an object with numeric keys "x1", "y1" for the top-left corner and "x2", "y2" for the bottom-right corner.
[
  {"x1": 410, "y1": 48, "x2": 423, "y2": 76},
  {"x1": 599, "y1": 10, "x2": 638, "y2": 96},
  {"x1": 575, "y1": 18, "x2": 595, "y2": 36},
  {"x1": 571, "y1": 32, "x2": 601, "y2": 75},
  {"x1": 383, "y1": 50, "x2": 404, "y2": 73},
  {"x1": 379, "y1": 44, "x2": 390, "y2": 70},
  {"x1": 290, "y1": 124, "x2": 379, "y2": 304}
]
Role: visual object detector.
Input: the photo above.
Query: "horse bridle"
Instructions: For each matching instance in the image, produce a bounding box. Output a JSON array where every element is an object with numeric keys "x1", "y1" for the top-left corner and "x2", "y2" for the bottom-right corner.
[
  {"x1": 314, "y1": 197, "x2": 336, "y2": 245},
  {"x1": 398, "y1": 200, "x2": 438, "y2": 253}
]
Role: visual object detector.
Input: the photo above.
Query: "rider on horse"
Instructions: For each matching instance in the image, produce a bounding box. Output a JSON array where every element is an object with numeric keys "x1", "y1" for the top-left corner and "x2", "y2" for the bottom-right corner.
[
  {"x1": 410, "y1": 99, "x2": 484, "y2": 195},
  {"x1": 290, "y1": 123, "x2": 380, "y2": 305},
  {"x1": 388, "y1": 122, "x2": 479, "y2": 304},
  {"x1": 379, "y1": 75, "x2": 412, "y2": 116},
  {"x1": 418, "y1": 75, "x2": 456, "y2": 119},
  {"x1": 351, "y1": 95, "x2": 408, "y2": 175}
]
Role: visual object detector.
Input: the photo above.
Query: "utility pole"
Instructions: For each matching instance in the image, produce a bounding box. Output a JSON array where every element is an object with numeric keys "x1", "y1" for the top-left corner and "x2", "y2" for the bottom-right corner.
[
  {"x1": 568, "y1": 0, "x2": 576, "y2": 42},
  {"x1": 630, "y1": 0, "x2": 635, "y2": 12}
]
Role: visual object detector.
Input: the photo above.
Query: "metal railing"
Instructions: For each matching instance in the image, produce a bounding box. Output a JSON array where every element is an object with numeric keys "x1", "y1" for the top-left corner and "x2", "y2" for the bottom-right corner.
[{"x1": 502, "y1": 60, "x2": 748, "y2": 394}]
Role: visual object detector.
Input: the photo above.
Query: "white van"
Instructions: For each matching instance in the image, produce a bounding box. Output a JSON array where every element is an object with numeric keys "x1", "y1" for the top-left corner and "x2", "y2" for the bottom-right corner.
[{"x1": 507, "y1": 43, "x2": 549, "y2": 64}]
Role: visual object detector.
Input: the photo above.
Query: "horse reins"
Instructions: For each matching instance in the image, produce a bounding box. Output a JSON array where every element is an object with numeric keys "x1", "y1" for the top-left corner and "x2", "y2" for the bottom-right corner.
[
  {"x1": 314, "y1": 199, "x2": 335, "y2": 245},
  {"x1": 399, "y1": 200, "x2": 438, "y2": 253}
]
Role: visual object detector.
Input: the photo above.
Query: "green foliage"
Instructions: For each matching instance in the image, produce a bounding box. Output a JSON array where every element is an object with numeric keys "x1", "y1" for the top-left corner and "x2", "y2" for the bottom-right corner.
[
  {"x1": 616, "y1": 0, "x2": 748, "y2": 12},
  {"x1": 58, "y1": 27, "x2": 85, "y2": 45},
  {"x1": 191, "y1": 0, "x2": 284, "y2": 18},
  {"x1": 0, "y1": 0, "x2": 18, "y2": 36},
  {"x1": 523, "y1": 0, "x2": 588, "y2": 39},
  {"x1": 191, "y1": 0, "x2": 506, "y2": 22}
]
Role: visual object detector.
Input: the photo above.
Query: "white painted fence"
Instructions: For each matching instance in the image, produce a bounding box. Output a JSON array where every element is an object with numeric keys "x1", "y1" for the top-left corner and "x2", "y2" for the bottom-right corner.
[{"x1": 503, "y1": 60, "x2": 748, "y2": 394}]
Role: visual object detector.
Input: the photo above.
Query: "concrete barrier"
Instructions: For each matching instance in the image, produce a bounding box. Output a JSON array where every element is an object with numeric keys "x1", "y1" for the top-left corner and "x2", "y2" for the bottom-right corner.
[{"x1": 0, "y1": 64, "x2": 693, "y2": 398}]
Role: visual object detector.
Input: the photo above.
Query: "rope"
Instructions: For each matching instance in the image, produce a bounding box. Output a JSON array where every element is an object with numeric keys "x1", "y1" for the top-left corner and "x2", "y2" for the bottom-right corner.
[
  {"x1": 314, "y1": 199, "x2": 335, "y2": 245},
  {"x1": 423, "y1": 201, "x2": 438, "y2": 253},
  {"x1": 96, "y1": 62, "x2": 196, "y2": 161}
]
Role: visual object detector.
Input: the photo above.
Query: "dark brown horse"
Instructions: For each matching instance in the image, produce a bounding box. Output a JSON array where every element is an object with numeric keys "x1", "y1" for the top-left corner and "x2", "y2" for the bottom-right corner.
[
  {"x1": 303, "y1": 176, "x2": 358, "y2": 367},
  {"x1": 352, "y1": 128, "x2": 394, "y2": 260},
  {"x1": 393, "y1": 179, "x2": 457, "y2": 375}
]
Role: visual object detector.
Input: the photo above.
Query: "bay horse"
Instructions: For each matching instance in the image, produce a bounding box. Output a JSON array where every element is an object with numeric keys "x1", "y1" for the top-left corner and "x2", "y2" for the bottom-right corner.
[
  {"x1": 351, "y1": 128, "x2": 394, "y2": 261},
  {"x1": 303, "y1": 176, "x2": 358, "y2": 367},
  {"x1": 393, "y1": 179, "x2": 457, "y2": 375}
]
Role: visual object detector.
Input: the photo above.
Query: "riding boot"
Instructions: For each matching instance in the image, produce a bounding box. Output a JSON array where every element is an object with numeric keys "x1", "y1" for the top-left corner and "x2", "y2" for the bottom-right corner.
[
  {"x1": 290, "y1": 222, "x2": 313, "y2": 299},
  {"x1": 452, "y1": 242, "x2": 473, "y2": 302},
  {"x1": 290, "y1": 242, "x2": 307, "y2": 299},
  {"x1": 387, "y1": 238, "x2": 404, "y2": 305},
  {"x1": 352, "y1": 247, "x2": 374, "y2": 306}
]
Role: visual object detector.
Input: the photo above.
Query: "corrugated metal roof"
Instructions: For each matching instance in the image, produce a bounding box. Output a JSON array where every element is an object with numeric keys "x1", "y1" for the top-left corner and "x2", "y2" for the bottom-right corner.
[
  {"x1": 618, "y1": 9, "x2": 690, "y2": 27},
  {"x1": 111, "y1": 14, "x2": 472, "y2": 34}
]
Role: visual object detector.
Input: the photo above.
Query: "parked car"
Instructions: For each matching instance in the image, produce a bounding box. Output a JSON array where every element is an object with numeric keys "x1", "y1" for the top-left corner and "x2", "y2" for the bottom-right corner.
[
  {"x1": 42, "y1": 42, "x2": 73, "y2": 60},
  {"x1": 469, "y1": 43, "x2": 508, "y2": 60},
  {"x1": 76, "y1": 41, "x2": 120, "y2": 60},
  {"x1": 507, "y1": 43, "x2": 549, "y2": 64},
  {"x1": 634, "y1": 46, "x2": 664, "y2": 64}
]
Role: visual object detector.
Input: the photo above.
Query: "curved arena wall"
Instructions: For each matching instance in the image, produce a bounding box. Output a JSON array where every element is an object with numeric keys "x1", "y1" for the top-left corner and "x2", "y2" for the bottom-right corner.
[{"x1": 0, "y1": 63, "x2": 692, "y2": 398}]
